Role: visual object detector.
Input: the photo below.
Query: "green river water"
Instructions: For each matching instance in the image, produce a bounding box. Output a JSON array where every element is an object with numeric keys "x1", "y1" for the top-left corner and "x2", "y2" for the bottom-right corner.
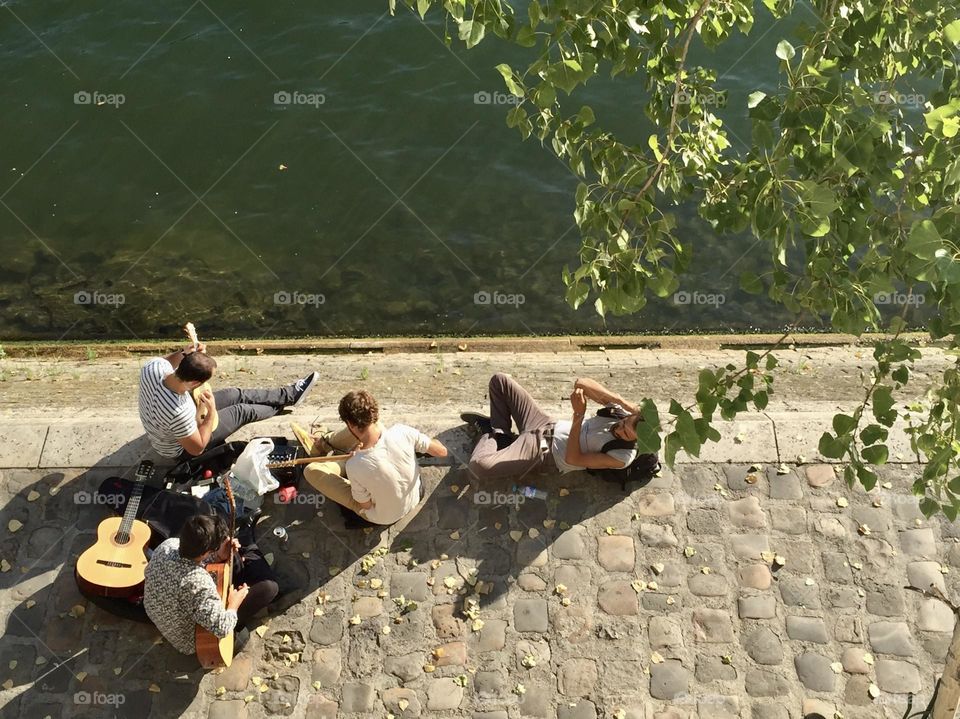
[{"x1": 0, "y1": 1, "x2": 809, "y2": 340}]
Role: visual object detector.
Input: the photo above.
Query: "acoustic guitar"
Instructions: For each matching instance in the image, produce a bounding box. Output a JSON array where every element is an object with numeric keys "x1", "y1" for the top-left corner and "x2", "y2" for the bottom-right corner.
[
  {"x1": 75, "y1": 460, "x2": 154, "y2": 598},
  {"x1": 184, "y1": 321, "x2": 219, "y2": 431},
  {"x1": 196, "y1": 474, "x2": 235, "y2": 668}
]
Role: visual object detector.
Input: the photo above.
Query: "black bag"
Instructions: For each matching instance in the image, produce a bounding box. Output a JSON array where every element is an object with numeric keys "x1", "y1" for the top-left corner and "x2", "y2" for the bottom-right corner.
[
  {"x1": 589, "y1": 404, "x2": 661, "y2": 490},
  {"x1": 95, "y1": 476, "x2": 217, "y2": 549},
  {"x1": 162, "y1": 437, "x2": 302, "y2": 489}
]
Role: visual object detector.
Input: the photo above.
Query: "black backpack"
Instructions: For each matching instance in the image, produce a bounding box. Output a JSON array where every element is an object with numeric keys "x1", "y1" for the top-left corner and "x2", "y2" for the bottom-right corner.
[{"x1": 588, "y1": 405, "x2": 661, "y2": 490}]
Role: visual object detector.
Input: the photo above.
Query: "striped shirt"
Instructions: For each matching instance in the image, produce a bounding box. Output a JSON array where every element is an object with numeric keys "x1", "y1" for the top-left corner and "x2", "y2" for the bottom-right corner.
[
  {"x1": 143, "y1": 538, "x2": 237, "y2": 654},
  {"x1": 138, "y1": 358, "x2": 196, "y2": 458}
]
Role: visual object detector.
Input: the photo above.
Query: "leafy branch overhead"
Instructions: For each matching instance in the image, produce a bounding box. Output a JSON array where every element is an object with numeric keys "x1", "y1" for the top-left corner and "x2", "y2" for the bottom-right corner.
[{"x1": 393, "y1": 0, "x2": 960, "y2": 517}]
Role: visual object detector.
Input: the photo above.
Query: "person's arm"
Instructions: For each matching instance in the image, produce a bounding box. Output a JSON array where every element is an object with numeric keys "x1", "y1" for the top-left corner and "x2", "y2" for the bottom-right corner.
[
  {"x1": 190, "y1": 577, "x2": 239, "y2": 639},
  {"x1": 573, "y1": 377, "x2": 638, "y2": 414},
  {"x1": 178, "y1": 391, "x2": 216, "y2": 456},
  {"x1": 164, "y1": 342, "x2": 208, "y2": 370},
  {"x1": 425, "y1": 438, "x2": 447, "y2": 458},
  {"x1": 350, "y1": 480, "x2": 374, "y2": 511},
  {"x1": 564, "y1": 389, "x2": 630, "y2": 470}
]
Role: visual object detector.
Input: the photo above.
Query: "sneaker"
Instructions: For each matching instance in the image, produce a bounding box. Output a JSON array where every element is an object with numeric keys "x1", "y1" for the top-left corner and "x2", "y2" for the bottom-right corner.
[
  {"x1": 289, "y1": 371, "x2": 319, "y2": 407},
  {"x1": 460, "y1": 412, "x2": 492, "y2": 436}
]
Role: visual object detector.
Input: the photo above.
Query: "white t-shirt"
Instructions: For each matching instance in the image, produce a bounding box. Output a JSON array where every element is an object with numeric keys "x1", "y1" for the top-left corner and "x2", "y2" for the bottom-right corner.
[
  {"x1": 551, "y1": 415, "x2": 637, "y2": 473},
  {"x1": 138, "y1": 358, "x2": 196, "y2": 458},
  {"x1": 345, "y1": 424, "x2": 431, "y2": 524}
]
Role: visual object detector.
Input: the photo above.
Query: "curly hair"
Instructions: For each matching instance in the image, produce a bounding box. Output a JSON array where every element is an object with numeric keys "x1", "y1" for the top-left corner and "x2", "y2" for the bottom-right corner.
[{"x1": 338, "y1": 390, "x2": 379, "y2": 429}]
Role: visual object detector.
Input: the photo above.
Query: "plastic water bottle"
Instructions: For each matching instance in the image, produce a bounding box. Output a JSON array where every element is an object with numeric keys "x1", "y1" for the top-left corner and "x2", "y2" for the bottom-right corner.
[{"x1": 513, "y1": 485, "x2": 547, "y2": 500}]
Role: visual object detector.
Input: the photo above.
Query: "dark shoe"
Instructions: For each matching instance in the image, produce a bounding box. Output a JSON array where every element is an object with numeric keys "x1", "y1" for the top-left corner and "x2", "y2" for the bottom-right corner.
[
  {"x1": 288, "y1": 371, "x2": 319, "y2": 407},
  {"x1": 236, "y1": 508, "x2": 264, "y2": 544},
  {"x1": 338, "y1": 502, "x2": 378, "y2": 530},
  {"x1": 460, "y1": 412, "x2": 492, "y2": 436}
]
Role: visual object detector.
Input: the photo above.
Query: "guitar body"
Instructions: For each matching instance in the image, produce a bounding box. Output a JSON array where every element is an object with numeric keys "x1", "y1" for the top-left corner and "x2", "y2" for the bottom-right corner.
[
  {"x1": 192, "y1": 381, "x2": 219, "y2": 431},
  {"x1": 196, "y1": 469, "x2": 236, "y2": 669},
  {"x1": 75, "y1": 517, "x2": 151, "y2": 598},
  {"x1": 195, "y1": 558, "x2": 234, "y2": 668}
]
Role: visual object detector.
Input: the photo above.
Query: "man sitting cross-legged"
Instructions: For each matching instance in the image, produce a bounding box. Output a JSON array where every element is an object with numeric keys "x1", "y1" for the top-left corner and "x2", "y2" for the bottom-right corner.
[
  {"x1": 143, "y1": 514, "x2": 279, "y2": 660},
  {"x1": 462, "y1": 373, "x2": 641, "y2": 479},
  {"x1": 138, "y1": 344, "x2": 319, "y2": 459},
  {"x1": 303, "y1": 390, "x2": 447, "y2": 526}
]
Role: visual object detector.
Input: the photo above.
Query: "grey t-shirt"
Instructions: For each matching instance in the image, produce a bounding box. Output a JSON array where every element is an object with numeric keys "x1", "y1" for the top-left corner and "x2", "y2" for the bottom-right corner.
[{"x1": 551, "y1": 416, "x2": 636, "y2": 473}]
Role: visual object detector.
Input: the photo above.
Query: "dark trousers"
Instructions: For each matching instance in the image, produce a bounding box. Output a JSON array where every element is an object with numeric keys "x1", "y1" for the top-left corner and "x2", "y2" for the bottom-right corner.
[
  {"x1": 203, "y1": 386, "x2": 295, "y2": 449},
  {"x1": 468, "y1": 373, "x2": 556, "y2": 480}
]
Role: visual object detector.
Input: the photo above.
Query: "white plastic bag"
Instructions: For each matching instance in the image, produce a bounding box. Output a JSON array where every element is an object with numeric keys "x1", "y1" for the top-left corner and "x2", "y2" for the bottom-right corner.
[{"x1": 231, "y1": 437, "x2": 280, "y2": 508}]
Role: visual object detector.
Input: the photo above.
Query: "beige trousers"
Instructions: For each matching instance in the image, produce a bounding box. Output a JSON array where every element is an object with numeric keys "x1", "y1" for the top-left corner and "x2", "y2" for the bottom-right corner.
[{"x1": 303, "y1": 427, "x2": 364, "y2": 514}]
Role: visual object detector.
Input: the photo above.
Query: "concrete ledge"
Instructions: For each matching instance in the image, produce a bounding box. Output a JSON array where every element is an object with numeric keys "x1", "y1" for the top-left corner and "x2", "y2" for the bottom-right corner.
[
  {"x1": 0, "y1": 331, "x2": 933, "y2": 358},
  {"x1": 0, "y1": 423, "x2": 47, "y2": 468},
  {"x1": 2, "y1": 412, "x2": 919, "y2": 470}
]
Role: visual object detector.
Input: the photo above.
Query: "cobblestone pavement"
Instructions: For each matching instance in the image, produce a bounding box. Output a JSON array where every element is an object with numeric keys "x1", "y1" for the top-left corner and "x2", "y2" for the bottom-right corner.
[
  {"x1": 0, "y1": 348, "x2": 954, "y2": 718},
  {"x1": 0, "y1": 457, "x2": 953, "y2": 719}
]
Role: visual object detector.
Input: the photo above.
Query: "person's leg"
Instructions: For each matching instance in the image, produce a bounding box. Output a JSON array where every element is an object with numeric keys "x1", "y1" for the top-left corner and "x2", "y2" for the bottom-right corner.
[
  {"x1": 488, "y1": 373, "x2": 553, "y2": 433},
  {"x1": 303, "y1": 462, "x2": 365, "y2": 513},
  {"x1": 233, "y1": 544, "x2": 280, "y2": 626},
  {"x1": 214, "y1": 387, "x2": 287, "y2": 410},
  {"x1": 232, "y1": 626, "x2": 251, "y2": 656},
  {"x1": 468, "y1": 431, "x2": 547, "y2": 480},
  {"x1": 315, "y1": 426, "x2": 360, "y2": 454},
  {"x1": 207, "y1": 403, "x2": 281, "y2": 447}
]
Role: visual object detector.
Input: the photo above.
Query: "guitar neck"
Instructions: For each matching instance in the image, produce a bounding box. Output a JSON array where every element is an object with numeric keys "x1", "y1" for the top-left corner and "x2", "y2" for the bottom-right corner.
[{"x1": 117, "y1": 461, "x2": 153, "y2": 541}]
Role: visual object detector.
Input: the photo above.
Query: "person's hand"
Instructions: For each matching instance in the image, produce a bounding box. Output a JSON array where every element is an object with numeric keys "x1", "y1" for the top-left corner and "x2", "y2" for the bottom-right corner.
[
  {"x1": 227, "y1": 583, "x2": 250, "y2": 611},
  {"x1": 570, "y1": 388, "x2": 587, "y2": 416},
  {"x1": 199, "y1": 389, "x2": 216, "y2": 411},
  {"x1": 216, "y1": 537, "x2": 240, "y2": 562}
]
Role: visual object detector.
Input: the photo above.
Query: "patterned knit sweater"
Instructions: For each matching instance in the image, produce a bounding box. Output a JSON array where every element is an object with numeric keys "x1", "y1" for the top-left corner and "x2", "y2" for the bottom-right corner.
[{"x1": 143, "y1": 538, "x2": 237, "y2": 654}]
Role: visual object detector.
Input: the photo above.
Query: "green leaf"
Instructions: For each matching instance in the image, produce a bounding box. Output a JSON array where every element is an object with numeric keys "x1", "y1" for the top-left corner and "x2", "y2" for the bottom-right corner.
[
  {"x1": 663, "y1": 432, "x2": 681, "y2": 467},
  {"x1": 458, "y1": 19, "x2": 485, "y2": 48},
  {"x1": 545, "y1": 59, "x2": 583, "y2": 94},
  {"x1": 861, "y1": 444, "x2": 889, "y2": 465},
  {"x1": 872, "y1": 385, "x2": 896, "y2": 425},
  {"x1": 775, "y1": 40, "x2": 796, "y2": 61},
  {"x1": 753, "y1": 391, "x2": 769, "y2": 410},
  {"x1": 739, "y1": 271, "x2": 763, "y2": 294},
  {"x1": 905, "y1": 220, "x2": 943, "y2": 261},
  {"x1": 747, "y1": 91, "x2": 767, "y2": 109},
  {"x1": 676, "y1": 411, "x2": 702, "y2": 457},
  {"x1": 495, "y1": 64, "x2": 524, "y2": 97},
  {"x1": 416, "y1": 0, "x2": 430, "y2": 19},
  {"x1": 859, "y1": 424, "x2": 887, "y2": 445},
  {"x1": 946, "y1": 19, "x2": 960, "y2": 44},
  {"x1": 577, "y1": 105, "x2": 595, "y2": 126},
  {"x1": 920, "y1": 497, "x2": 940, "y2": 517},
  {"x1": 857, "y1": 465, "x2": 878, "y2": 491},
  {"x1": 818, "y1": 432, "x2": 846, "y2": 459},
  {"x1": 832, "y1": 413, "x2": 857, "y2": 436},
  {"x1": 516, "y1": 24, "x2": 537, "y2": 47}
]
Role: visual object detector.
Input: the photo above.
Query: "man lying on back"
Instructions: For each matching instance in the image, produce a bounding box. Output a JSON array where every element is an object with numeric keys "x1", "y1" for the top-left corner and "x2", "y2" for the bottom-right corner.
[
  {"x1": 462, "y1": 373, "x2": 641, "y2": 479},
  {"x1": 138, "y1": 344, "x2": 318, "y2": 458}
]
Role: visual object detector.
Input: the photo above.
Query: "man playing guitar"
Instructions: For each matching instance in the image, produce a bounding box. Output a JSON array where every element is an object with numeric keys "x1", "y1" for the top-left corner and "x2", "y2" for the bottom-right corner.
[{"x1": 143, "y1": 514, "x2": 278, "y2": 659}]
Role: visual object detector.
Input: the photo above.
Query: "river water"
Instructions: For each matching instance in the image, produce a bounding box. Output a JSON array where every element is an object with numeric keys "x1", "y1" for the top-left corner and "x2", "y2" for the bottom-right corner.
[{"x1": 0, "y1": 1, "x2": 806, "y2": 340}]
